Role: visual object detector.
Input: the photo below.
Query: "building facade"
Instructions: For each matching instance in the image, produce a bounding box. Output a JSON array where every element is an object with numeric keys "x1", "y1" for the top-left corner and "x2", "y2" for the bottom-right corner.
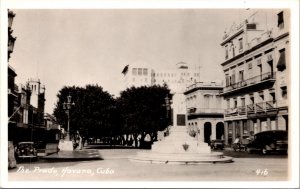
[
  {"x1": 184, "y1": 82, "x2": 224, "y2": 144},
  {"x1": 7, "y1": 9, "x2": 18, "y2": 169},
  {"x1": 220, "y1": 10, "x2": 290, "y2": 145},
  {"x1": 122, "y1": 62, "x2": 201, "y2": 93},
  {"x1": 121, "y1": 63, "x2": 153, "y2": 88},
  {"x1": 8, "y1": 10, "x2": 18, "y2": 124}
]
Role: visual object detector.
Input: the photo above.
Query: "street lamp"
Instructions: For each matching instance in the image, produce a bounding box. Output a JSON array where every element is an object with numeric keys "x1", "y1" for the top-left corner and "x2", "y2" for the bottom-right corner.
[
  {"x1": 164, "y1": 95, "x2": 172, "y2": 125},
  {"x1": 63, "y1": 93, "x2": 75, "y2": 141}
]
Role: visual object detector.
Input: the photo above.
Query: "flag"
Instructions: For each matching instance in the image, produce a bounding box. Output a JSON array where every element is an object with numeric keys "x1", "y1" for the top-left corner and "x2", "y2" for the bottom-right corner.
[{"x1": 121, "y1": 65, "x2": 129, "y2": 75}]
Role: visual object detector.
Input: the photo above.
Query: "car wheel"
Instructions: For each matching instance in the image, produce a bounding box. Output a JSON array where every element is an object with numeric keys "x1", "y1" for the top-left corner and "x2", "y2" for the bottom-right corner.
[
  {"x1": 262, "y1": 147, "x2": 268, "y2": 155},
  {"x1": 246, "y1": 147, "x2": 252, "y2": 154}
]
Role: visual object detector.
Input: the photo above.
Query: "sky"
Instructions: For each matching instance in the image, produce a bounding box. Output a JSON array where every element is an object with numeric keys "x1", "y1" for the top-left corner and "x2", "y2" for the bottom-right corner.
[{"x1": 9, "y1": 9, "x2": 256, "y2": 114}]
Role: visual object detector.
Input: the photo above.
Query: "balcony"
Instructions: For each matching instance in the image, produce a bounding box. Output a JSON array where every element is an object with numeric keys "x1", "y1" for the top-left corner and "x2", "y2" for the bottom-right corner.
[
  {"x1": 188, "y1": 108, "x2": 224, "y2": 119},
  {"x1": 223, "y1": 72, "x2": 276, "y2": 96},
  {"x1": 225, "y1": 101, "x2": 278, "y2": 118}
]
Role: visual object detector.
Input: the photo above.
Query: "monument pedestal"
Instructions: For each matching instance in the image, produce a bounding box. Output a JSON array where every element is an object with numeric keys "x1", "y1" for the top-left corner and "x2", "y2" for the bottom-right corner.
[
  {"x1": 58, "y1": 140, "x2": 73, "y2": 151},
  {"x1": 130, "y1": 126, "x2": 233, "y2": 164},
  {"x1": 130, "y1": 92, "x2": 232, "y2": 164}
]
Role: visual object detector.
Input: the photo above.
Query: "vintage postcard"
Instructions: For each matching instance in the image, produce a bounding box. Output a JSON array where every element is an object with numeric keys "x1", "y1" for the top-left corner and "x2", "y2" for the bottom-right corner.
[{"x1": 1, "y1": 0, "x2": 299, "y2": 188}]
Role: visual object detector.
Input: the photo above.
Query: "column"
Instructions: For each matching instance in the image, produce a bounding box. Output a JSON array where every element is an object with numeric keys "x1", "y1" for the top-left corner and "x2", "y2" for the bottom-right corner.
[
  {"x1": 199, "y1": 120, "x2": 205, "y2": 142},
  {"x1": 256, "y1": 118, "x2": 261, "y2": 133},
  {"x1": 239, "y1": 120, "x2": 244, "y2": 138},
  {"x1": 211, "y1": 121, "x2": 216, "y2": 140},
  {"x1": 232, "y1": 121, "x2": 236, "y2": 142},
  {"x1": 249, "y1": 119, "x2": 254, "y2": 133},
  {"x1": 224, "y1": 122, "x2": 229, "y2": 145},
  {"x1": 267, "y1": 117, "x2": 271, "y2": 131}
]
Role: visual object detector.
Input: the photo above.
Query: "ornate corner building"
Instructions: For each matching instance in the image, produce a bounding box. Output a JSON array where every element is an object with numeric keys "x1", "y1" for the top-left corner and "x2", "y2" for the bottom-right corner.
[
  {"x1": 220, "y1": 10, "x2": 289, "y2": 145},
  {"x1": 184, "y1": 82, "x2": 225, "y2": 144},
  {"x1": 7, "y1": 10, "x2": 56, "y2": 145}
]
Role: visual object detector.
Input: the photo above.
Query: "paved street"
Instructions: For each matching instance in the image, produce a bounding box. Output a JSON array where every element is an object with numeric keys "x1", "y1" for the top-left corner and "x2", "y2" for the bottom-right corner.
[{"x1": 8, "y1": 147, "x2": 288, "y2": 182}]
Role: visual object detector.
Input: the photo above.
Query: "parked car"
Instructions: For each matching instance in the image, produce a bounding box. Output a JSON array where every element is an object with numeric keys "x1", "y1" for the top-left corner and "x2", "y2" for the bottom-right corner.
[
  {"x1": 210, "y1": 139, "x2": 225, "y2": 150},
  {"x1": 246, "y1": 130, "x2": 288, "y2": 154},
  {"x1": 15, "y1": 142, "x2": 38, "y2": 161}
]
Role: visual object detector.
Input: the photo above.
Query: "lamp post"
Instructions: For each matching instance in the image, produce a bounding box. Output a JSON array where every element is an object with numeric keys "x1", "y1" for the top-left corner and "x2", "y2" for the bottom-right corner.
[
  {"x1": 164, "y1": 95, "x2": 172, "y2": 126},
  {"x1": 63, "y1": 94, "x2": 75, "y2": 141}
]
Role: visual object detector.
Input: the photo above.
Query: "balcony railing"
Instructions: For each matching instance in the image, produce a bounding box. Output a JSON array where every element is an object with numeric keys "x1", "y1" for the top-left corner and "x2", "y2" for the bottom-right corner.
[
  {"x1": 224, "y1": 72, "x2": 276, "y2": 93},
  {"x1": 188, "y1": 108, "x2": 224, "y2": 115},
  {"x1": 225, "y1": 101, "x2": 277, "y2": 117}
]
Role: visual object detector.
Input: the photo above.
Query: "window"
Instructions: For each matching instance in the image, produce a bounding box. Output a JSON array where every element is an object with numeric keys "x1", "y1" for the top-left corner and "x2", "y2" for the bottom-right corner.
[
  {"x1": 281, "y1": 86, "x2": 287, "y2": 99},
  {"x1": 249, "y1": 94, "x2": 254, "y2": 104},
  {"x1": 143, "y1": 68, "x2": 148, "y2": 76},
  {"x1": 204, "y1": 95, "x2": 210, "y2": 108},
  {"x1": 248, "y1": 62, "x2": 252, "y2": 69},
  {"x1": 239, "y1": 38, "x2": 243, "y2": 51},
  {"x1": 277, "y1": 49, "x2": 286, "y2": 71},
  {"x1": 246, "y1": 24, "x2": 256, "y2": 29},
  {"x1": 259, "y1": 91, "x2": 264, "y2": 101},
  {"x1": 138, "y1": 68, "x2": 142, "y2": 75},
  {"x1": 132, "y1": 68, "x2": 137, "y2": 75},
  {"x1": 232, "y1": 45, "x2": 235, "y2": 57},
  {"x1": 277, "y1": 11, "x2": 284, "y2": 29},
  {"x1": 231, "y1": 73, "x2": 236, "y2": 85},
  {"x1": 239, "y1": 70, "x2": 244, "y2": 81},
  {"x1": 233, "y1": 98, "x2": 237, "y2": 108},
  {"x1": 241, "y1": 97, "x2": 245, "y2": 107},
  {"x1": 225, "y1": 74, "x2": 230, "y2": 87},
  {"x1": 225, "y1": 45, "x2": 228, "y2": 59},
  {"x1": 226, "y1": 99, "x2": 230, "y2": 109}
]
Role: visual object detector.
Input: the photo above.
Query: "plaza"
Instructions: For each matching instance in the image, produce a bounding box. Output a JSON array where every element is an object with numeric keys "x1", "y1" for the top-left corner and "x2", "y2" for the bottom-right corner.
[{"x1": 8, "y1": 147, "x2": 288, "y2": 182}]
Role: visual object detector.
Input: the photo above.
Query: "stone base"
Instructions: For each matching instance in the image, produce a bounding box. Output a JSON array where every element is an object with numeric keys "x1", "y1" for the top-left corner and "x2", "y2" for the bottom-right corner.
[
  {"x1": 130, "y1": 151, "x2": 233, "y2": 164},
  {"x1": 129, "y1": 126, "x2": 233, "y2": 164},
  {"x1": 58, "y1": 140, "x2": 73, "y2": 151}
]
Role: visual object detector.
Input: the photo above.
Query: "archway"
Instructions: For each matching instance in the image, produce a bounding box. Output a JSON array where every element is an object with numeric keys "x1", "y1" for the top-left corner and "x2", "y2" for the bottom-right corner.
[
  {"x1": 216, "y1": 122, "x2": 224, "y2": 140},
  {"x1": 204, "y1": 122, "x2": 212, "y2": 144}
]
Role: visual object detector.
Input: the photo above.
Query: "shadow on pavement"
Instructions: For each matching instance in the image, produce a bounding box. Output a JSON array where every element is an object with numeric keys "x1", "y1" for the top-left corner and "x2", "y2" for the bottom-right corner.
[
  {"x1": 84, "y1": 144, "x2": 136, "y2": 149},
  {"x1": 218, "y1": 149, "x2": 288, "y2": 158}
]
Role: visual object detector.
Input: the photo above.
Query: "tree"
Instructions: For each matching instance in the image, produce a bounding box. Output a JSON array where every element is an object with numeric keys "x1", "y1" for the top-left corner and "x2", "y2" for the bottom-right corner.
[
  {"x1": 53, "y1": 84, "x2": 117, "y2": 140},
  {"x1": 118, "y1": 85, "x2": 171, "y2": 147}
]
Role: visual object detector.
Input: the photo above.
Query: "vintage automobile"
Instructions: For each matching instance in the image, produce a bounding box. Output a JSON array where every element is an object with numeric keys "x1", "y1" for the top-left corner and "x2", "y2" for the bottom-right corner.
[
  {"x1": 15, "y1": 142, "x2": 38, "y2": 161},
  {"x1": 246, "y1": 130, "x2": 288, "y2": 154},
  {"x1": 210, "y1": 139, "x2": 225, "y2": 150}
]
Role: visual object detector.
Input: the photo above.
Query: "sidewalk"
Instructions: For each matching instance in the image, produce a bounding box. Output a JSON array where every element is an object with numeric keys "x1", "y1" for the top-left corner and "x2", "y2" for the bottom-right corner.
[{"x1": 41, "y1": 149, "x2": 103, "y2": 161}]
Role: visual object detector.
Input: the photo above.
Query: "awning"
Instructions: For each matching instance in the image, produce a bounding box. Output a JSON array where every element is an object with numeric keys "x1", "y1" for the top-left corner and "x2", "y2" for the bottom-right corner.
[{"x1": 277, "y1": 50, "x2": 286, "y2": 71}]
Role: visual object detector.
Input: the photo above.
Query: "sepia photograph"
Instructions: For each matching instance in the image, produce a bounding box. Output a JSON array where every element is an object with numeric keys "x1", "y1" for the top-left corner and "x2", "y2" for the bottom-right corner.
[{"x1": 1, "y1": 0, "x2": 299, "y2": 188}]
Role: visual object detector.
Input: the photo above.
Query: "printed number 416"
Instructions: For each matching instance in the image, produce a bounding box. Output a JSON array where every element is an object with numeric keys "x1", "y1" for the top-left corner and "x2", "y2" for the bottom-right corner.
[{"x1": 256, "y1": 169, "x2": 268, "y2": 176}]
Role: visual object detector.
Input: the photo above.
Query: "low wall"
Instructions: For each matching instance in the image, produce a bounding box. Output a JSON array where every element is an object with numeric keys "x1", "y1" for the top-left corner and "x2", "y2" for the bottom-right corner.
[{"x1": 45, "y1": 143, "x2": 59, "y2": 155}]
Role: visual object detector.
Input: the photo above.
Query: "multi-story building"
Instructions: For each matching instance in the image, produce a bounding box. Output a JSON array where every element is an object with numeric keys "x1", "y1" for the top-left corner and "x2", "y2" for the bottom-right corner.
[
  {"x1": 153, "y1": 62, "x2": 201, "y2": 93},
  {"x1": 184, "y1": 82, "x2": 224, "y2": 143},
  {"x1": 121, "y1": 62, "x2": 153, "y2": 89},
  {"x1": 27, "y1": 78, "x2": 46, "y2": 128},
  {"x1": 8, "y1": 10, "x2": 18, "y2": 125},
  {"x1": 220, "y1": 10, "x2": 289, "y2": 145},
  {"x1": 7, "y1": 10, "x2": 18, "y2": 168},
  {"x1": 122, "y1": 62, "x2": 201, "y2": 93},
  {"x1": 44, "y1": 113, "x2": 60, "y2": 131}
]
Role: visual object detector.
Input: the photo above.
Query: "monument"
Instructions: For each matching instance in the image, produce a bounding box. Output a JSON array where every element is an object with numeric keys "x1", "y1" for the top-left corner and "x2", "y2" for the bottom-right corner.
[{"x1": 130, "y1": 80, "x2": 233, "y2": 164}]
